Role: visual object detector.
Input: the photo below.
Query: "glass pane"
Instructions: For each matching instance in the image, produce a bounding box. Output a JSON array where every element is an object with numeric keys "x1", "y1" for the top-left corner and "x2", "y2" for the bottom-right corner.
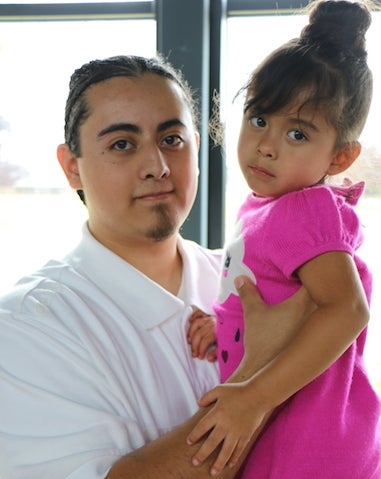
[
  {"x1": 0, "y1": 18, "x2": 156, "y2": 291},
  {"x1": 224, "y1": 13, "x2": 381, "y2": 392}
]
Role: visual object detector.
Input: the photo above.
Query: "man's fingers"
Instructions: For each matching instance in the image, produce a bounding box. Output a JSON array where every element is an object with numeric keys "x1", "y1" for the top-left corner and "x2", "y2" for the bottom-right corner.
[{"x1": 234, "y1": 275, "x2": 264, "y2": 314}]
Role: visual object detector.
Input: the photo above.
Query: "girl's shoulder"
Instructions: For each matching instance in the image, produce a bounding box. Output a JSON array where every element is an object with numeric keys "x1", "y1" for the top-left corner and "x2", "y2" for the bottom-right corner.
[
  {"x1": 275, "y1": 182, "x2": 365, "y2": 217},
  {"x1": 271, "y1": 185, "x2": 338, "y2": 221},
  {"x1": 262, "y1": 183, "x2": 363, "y2": 249},
  {"x1": 259, "y1": 184, "x2": 364, "y2": 277}
]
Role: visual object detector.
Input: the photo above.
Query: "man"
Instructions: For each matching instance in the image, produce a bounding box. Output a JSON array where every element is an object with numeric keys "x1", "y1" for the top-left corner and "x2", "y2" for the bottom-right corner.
[{"x1": 0, "y1": 55, "x2": 308, "y2": 479}]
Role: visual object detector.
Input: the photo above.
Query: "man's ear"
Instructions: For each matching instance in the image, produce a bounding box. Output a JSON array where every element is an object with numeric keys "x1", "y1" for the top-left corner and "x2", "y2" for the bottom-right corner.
[
  {"x1": 57, "y1": 143, "x2": 83, "y2": 190},
  {"x1": 327, "y1": 141, "x2": 361, "y2": 175},
  {"x1": 194, "y1": 131, "x2": 200, "y2": 151}
]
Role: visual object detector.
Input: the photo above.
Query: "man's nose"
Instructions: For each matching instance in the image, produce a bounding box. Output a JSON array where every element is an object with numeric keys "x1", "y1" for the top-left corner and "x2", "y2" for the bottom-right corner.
[{"x1": 139, "y1": 146, "x2": 170, "y2": 179}]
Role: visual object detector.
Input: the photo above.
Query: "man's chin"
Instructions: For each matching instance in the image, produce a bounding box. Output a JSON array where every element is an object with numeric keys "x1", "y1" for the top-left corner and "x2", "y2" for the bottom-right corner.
[{"x1": 145, "y1": 204, "x2": 179, "y2": 242}]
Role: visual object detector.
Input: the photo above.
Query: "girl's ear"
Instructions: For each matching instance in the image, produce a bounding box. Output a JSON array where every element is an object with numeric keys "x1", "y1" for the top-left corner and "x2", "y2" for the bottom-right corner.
[
  {"x1": 327, "y1": 141, "x2": 361, "y2": 175},
  {"x1": 57, "y1": 143, "x2": 83, "y2": 190}
]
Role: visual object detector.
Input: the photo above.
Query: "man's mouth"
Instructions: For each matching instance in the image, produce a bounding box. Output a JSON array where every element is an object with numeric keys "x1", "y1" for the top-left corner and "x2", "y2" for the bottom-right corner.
[{"x1": 134, "y1": 189, "x2": 174, "y2": 201}]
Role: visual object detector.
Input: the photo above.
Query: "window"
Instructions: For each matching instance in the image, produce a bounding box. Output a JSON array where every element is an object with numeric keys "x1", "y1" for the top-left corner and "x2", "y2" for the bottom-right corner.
[{"x1": 0, "y1": 5, "x2": 155, "y2": 292}]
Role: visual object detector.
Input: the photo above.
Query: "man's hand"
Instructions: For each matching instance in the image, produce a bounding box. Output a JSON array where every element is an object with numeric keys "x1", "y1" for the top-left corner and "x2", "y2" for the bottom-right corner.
[{"x1": 232, "y1": 276, "x2": 315, "y2": 380}]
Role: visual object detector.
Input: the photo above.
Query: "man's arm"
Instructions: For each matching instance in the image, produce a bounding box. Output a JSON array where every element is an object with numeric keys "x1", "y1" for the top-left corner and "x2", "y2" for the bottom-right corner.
[
  {"x1": 106, "y1": 409, "x2": 241, "y2": 479},
  {"x1": 106, "y1": 279, "x2": 313, "y2": 479}
]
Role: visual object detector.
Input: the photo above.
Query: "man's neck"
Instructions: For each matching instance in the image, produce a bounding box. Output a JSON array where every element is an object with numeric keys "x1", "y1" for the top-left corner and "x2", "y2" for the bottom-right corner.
[
  {"x1": 92, "y1": 230, "x2": 183, "y2": 295},
  {"x1": 127, "y1": 237, "x2": 183, "y2": 295}
]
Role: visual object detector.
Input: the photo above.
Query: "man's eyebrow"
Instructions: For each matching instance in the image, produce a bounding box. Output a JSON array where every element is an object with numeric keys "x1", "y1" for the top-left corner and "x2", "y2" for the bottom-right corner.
[
  {"x1": 98, "y1": 123, "x2": 141, "y2": 138},
  {"x1": 97, "y1": 119, "x2": 186, "y2": 138},
  {"x1": 157, "y1": 118, "x2": 187, "y2": 133}
]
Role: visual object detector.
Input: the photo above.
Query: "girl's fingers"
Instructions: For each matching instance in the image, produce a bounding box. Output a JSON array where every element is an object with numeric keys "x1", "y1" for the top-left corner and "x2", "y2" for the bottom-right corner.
[
  {"x1": 227, "y1": 437, "x2": 249, "y2": 468},
  {"x1": 191, "y1": 427, "x2": 225, "y2": 467},
  {"x1": 197, "y1": 388, "x2": 218, "y2": 407},
  {"x1": 210, "y1": 436, "x2": 239, "y2": 477},
  {"x1": 207, "y1": 348, "x2": 218, "y2": 362},
  {"x1": 197, "y1": 330, "x2": 217, "y2": 358},
  {"x1": 187, "y1": 416, "x2": 214, "y2": 446}
]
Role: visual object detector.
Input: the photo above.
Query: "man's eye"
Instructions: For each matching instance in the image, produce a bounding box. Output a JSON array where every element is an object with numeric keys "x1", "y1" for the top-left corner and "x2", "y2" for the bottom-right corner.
[
  {"x1": 288, "y1": 129, "x2": 306, "y2": 141},
  {"x1": 249, "y1": 116, "x2": 266, "y2": 128},
  {"x1": 163, "y1": 135, "x2": 182, "y2": 146},
  {"x1": 112, "y1": 139, "x2": 132, "y2": 151}
]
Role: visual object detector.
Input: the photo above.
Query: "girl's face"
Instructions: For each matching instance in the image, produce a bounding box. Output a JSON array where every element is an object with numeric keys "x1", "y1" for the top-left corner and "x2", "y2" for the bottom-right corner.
[{"x1": 237, "y1": 99, "x2": 340, "y2": 198}]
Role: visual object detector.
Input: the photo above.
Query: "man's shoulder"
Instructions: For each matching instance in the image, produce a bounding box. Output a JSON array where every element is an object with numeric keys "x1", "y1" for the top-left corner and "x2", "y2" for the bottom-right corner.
[
  {"x1": 0, "y1": 259, "x2": 81, "y2": 316},
  {"x1": 179, "y1": 237, "x2": 223, "y2": 268}
]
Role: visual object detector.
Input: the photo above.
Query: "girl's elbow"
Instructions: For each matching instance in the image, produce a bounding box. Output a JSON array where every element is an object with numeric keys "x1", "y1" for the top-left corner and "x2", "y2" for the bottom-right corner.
[{"x1": 355, "y1": 301, "x2": 370, "y2": 330}]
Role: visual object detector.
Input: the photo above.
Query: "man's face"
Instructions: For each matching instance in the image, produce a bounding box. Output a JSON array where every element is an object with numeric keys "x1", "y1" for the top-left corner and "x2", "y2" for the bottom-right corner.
[{"x1": 60, "y1": 74, "x2": 200, "y2": 248}]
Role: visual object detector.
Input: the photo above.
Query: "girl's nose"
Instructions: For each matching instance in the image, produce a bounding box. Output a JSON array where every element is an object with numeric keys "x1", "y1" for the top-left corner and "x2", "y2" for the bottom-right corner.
[
  {"x1": 257, "y1": 143, "x2": 275, "y2": 159},
  {"x1": 257, "y1": 132, "x2": 276, "y2": 159}
]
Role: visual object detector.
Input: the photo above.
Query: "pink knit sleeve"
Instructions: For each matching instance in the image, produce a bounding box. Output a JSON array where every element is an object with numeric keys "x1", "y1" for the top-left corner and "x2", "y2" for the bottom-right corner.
[{"x1": 262, "y1": 185, "x2": 363, "y2": 278}]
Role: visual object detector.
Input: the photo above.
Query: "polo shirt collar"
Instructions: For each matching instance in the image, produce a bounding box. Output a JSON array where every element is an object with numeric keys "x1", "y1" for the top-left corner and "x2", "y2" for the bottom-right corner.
[
  {"x1": 177, "y1": 238, "x2": 219, "y2": 315},
  {"x1": 66, "y1": 224, "x2": 186, "y2": 330}
]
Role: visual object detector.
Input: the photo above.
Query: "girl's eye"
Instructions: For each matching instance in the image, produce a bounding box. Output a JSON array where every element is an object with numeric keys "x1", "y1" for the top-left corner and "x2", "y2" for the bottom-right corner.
[
  {"x1": 249, "y1": 116, "x2": 266, "y2": 128},
  {"x1": 112, "y1": 139, "x2": 133, "y2": 151},
  {"x1": 162, "y1": 135, "x2": 183, "y2": 146},
  {"x1": 288, "y1": 129, "x2": 306, "y2": 141}
]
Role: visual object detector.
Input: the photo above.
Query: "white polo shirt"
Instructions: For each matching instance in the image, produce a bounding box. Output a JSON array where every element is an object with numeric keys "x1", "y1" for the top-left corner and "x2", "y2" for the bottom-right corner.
[{"x1": 0, "y1": 224, "x2": 221, "y2": 479}]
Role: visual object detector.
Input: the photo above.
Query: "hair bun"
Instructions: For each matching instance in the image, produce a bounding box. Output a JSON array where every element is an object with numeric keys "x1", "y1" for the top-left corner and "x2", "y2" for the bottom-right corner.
[{"x1": 300, "y1": 0, "x2": 372, "y2": 61}]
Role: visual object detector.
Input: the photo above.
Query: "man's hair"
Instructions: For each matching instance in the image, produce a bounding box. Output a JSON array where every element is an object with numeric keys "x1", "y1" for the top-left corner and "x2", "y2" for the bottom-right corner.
[{"x1": 64, "y1": 54, "x2": 199, "y2": 156}]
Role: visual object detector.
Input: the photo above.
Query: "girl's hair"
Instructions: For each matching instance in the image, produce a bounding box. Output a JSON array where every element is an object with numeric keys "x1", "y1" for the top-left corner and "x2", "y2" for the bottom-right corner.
[
  {"x1": 64, "y1": 55, "x2": 199, "y2": 156},
  {"x1": 241, "y1": 0, "x2": 373, "y2": 149}
]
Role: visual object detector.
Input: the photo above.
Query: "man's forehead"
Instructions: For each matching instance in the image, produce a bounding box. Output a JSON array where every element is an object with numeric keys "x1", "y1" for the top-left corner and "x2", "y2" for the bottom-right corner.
[{"x1": 86, "y1": 75, "x2": 186, "y2": 112}]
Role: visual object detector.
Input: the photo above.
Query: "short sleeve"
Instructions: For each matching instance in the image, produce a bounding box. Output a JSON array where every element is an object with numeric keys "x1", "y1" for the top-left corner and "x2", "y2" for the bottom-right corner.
[{"x1": 262, "y1": 186, "x2": 363, "y2": 278}]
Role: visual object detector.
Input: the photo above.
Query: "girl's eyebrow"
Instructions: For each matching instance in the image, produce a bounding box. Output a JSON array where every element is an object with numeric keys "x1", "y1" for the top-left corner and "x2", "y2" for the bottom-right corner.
[
  {"x1": 243, "y1": 97, "x2": 321, "y2": 133},
  {"x1": 288, "y1": 117, "x2": 319, "y2": 132},
  {"x1": 243, "y1": 98, "x2": 257, "y2": 114}
]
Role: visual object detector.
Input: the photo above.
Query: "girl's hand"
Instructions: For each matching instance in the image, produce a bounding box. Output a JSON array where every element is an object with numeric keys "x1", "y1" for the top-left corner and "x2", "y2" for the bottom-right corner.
[
  {"x1": 186, "y1": 382, "x2": 267, "y2": 476},
  {"x1": 187, "y1": 310, "x2": 217, "y2": 361}
]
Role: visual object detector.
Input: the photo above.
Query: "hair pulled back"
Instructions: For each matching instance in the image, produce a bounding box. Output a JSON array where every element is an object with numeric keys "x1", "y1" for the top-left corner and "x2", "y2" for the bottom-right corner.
[
  {"x1": 242, "y1": 0, "x2": 373, "y2": 147},
  {"x1": 64, "y1": 55, "x2": 199, "y2": 156}
]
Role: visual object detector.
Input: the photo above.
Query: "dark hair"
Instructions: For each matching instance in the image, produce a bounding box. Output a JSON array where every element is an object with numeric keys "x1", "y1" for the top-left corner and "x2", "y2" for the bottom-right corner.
[
  {"x1": 64, "y1": 54, "x2": 199, "y2": 156},
  {"x1": 241, "y1": 0, "x2": 373, "y2": 148}
]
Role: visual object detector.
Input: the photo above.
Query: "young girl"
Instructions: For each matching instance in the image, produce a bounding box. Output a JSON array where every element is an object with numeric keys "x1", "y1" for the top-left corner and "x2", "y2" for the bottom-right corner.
[{"x1": 187, "y1": 1, "x2": 381, "y2": 477}]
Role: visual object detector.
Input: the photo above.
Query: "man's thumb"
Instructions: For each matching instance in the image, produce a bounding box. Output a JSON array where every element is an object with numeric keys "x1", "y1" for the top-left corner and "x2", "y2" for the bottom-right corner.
[{"x1": 234, "y1": 275, "x2": 261, "y2": 312}]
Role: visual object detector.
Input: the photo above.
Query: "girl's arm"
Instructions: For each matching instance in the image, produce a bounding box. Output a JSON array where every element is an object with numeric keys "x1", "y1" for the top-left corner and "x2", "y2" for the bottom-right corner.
[
  {"x1": 187, "y1": 251, "x2": 369, "y2": 476},
  {"x1": 256, "y1": 250, "x2": 368, "y2": 404}
]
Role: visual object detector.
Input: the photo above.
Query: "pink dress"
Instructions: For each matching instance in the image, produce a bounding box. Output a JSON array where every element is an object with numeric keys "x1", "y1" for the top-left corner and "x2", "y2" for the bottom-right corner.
[{"x1": 215, "y1": 184, "x2": 381, "y2": 478}]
